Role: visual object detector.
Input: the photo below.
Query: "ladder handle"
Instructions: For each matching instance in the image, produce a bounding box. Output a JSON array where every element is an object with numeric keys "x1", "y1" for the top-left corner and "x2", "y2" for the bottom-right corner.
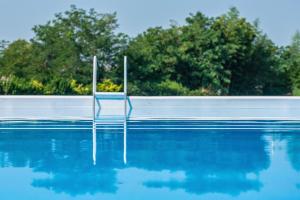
[
  {"x1": 124, "y1": 56, "x2": 127, "y2": 95},
  {"x1": 93, "y1": 56, "x2": 97, "y2": 121},
  {"x1": 124, "y1": 56, "x2": 127, "y2": 119},
  {"x1": 93, "y1": 56, "x2": 131, "y2": 120}
]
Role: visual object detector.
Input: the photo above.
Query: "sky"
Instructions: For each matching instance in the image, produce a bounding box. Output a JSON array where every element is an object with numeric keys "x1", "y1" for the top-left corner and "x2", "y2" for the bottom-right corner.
[{"x1": 0, "y1": 0, "x2": 299, "y2": 46}]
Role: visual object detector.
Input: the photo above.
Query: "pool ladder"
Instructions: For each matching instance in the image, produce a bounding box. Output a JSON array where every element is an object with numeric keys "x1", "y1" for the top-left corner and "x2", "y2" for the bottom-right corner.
[{"x1": 92, "y1": 56, "x2": 132, "y2": 123}]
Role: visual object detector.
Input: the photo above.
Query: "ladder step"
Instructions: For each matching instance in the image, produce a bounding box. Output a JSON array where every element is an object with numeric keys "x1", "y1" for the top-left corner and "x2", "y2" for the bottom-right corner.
[
  {"x1": 92, "y1": 56, "x2": 130, "y2": 121},
  {"x1": 95, "y1": 92, "x2": 126, "y2": 100},
  {"x1": 94, "y1": 115, "x2": 127, "y2": 123}
]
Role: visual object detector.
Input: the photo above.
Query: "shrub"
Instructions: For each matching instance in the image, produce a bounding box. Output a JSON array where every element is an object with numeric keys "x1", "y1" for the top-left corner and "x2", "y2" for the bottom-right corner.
[
  {"x1": 156, "y1": 80, "x2": 189, "y2": 96},
  {"x1": 44, "y1": 78, "x2": 73, "y2": 95},
  {"x1": 97, "y1": 79, "x2": 122, "y2": 92},
  {"x1": 70, "y1": 79, "x2": 91, "y2": 95},
  {"x1": 29, "y1": 80, "x2": 44, "y2": 94},
  {"x1": 0, "y1": 76, "x2": 15, "y2": 94}
]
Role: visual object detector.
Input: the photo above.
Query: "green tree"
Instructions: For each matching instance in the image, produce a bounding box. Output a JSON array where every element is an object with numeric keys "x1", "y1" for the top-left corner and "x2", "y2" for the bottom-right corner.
[
  {"x1": 0, "y1": 40, "x2": 6, "y2": 71},
  {"x1": 0, "y1": 40, "x2": 33, "y2": 78},
  {"x1": 283, "y1": 31, "x2": 300, "y2": 95},
  {"x1": 31, "y1": 5, "x2": 127, "y2": 84},
  {"x1": 0, "y1": 7, "x2": 294, "y2": 96},
  {"x1": 125, "y1": 7, "x2": 287, "y2": 95},
  {"x1": 0, "y1": 40, "x2": 8, "y2": 56},
  {"x1": 125, "y1": 27, "x2": 181, "y2": 95}
]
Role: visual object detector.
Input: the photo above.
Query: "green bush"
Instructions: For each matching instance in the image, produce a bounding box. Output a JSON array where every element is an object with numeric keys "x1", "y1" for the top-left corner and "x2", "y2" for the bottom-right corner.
[
  {"x1": 97, "y1": 79, "x2": 122, "y2": 92},
  {"x1": 156, "y1": 80, "x2": 189, "y2": 96},
  {"x1": 0, "y1": 76, "x2": 15, "y2": 94},
  {"x1": 43, "y1": 78, "x2": 73, "y2": 95},
  {"x1": 70, "y1": 80, "x2": 91, "y2": 95},
  {"x1": 29, "y1": 80, "x2": 44, "y2": 94},
  {"x1": 0, "y1": 76, "x2": 45, "y2": 94},
  {"x1": 292, "y1": 87, "x2": 300, "y2": 96}
]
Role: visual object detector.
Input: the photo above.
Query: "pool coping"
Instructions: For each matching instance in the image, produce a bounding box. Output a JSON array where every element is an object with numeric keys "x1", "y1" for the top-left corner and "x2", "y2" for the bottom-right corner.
[{"x1": 1, "y1": 95, "x2": 300, "y2": 99}]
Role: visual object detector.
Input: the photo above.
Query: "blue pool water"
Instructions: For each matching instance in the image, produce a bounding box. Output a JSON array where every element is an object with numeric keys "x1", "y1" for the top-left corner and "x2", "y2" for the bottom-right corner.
[{"x1": 0, "y1": 120, "x2": 300, "y2": 200}]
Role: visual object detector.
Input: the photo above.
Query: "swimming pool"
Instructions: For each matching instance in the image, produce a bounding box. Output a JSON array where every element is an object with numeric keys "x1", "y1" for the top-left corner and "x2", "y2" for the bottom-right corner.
[{"x1": 0, "y1": 120, "x2": 300, "y2": 200}]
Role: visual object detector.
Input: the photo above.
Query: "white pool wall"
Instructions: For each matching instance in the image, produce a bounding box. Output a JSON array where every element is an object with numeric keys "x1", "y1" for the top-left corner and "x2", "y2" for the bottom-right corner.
[{"x1": 1, "y1": 96, "x2": 300, "y2": 120}]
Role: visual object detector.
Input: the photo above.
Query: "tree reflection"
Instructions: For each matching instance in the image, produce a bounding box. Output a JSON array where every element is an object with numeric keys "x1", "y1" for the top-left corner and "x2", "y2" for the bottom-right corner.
[
  {"x1": 287, "y1": 133, "x2": 300, "y2": 171},
  {"x1": 0, "y1": 122, "x2": 270, "y2": 197},
  {"x1": 127, "y1": 129, "x2": 270, "y2": 196},
  {"x1": 0, "y1": 128, "x2": 124, "y2": 195}
]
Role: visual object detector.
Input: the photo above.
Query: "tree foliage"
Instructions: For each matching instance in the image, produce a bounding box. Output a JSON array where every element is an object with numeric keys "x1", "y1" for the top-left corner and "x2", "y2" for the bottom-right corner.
[
  {"x1": 0, "y1": 6, "x2": 298, "y2": 95},
  {"x1": 30, "y1": 5, "x2": 127, "y2": 84},
  {"x1": 282, "y1": 31, "x2": 300, "y2": 95},
  {"x1": 0, "y1": 40, "x2": 33, "y2": 78},
  {"x1": 125, "y1": 7, "x2": 291, "y2": 95}
]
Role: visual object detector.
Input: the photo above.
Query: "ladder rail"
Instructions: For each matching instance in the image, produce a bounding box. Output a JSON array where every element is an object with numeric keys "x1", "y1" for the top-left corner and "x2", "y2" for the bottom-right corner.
[
  {"x1": 92, "y1": 56, "x2": 97, "y2": 121},
  {"x1": 124, "y1": 56, "x2": 128, "y2": 119},
  {"x1": 93, "y1": 55, "x2": 132, "y2": 121}
]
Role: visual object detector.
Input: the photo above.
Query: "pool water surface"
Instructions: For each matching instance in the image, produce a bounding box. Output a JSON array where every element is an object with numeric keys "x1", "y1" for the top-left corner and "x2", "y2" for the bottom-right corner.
[{"x1": 0, "y1": 120, "x2": 300, "y2": 200}]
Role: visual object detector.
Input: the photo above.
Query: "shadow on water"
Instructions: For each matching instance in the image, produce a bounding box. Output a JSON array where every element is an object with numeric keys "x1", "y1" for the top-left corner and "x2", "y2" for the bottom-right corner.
[{"x1": 0, "y1": 121, "x2": 272, "y2": 197}]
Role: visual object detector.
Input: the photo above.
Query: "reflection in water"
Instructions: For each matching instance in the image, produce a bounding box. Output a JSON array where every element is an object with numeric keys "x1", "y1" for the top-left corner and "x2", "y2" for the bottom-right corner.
[
  {"x1": 93, "y1": 123, "x2": 96, "y2": 165},
  {"x1": 287, "y1": 133, "x2": 300, "y2": 171},
  {"x1": 92, "y1": 121, "x2": 127, "y2": 166},
  {"x1": 127, "y1": 129, "x2": 269, "y2": 196},
  {"x1": 285, "y1": 132, "x2": 300, "y2": 190},
  {"x1": 1, "y1": 121, "x2": 300, "y2": 198},
  {"x1": 124, "y1": 120, "x2": 127, "y2": 165},
  {"x1": 0, "y1": 128, "x2": 122, "y2": 195}
]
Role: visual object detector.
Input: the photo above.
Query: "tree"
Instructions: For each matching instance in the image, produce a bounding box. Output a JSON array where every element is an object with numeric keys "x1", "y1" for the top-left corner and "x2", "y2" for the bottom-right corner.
[
  {"x1": 31, "y1": 5, "x2": 128, "y2": 84},
  {"x1": 0, "y1": 40, "x2": 8, "y2": 71},
  {"x1": 251, "y1": 34, "x2": 290, "y2": 95},
  {"x1": 0, "y1": 40, "x2": 33, "y2": 78},
  {"x1": 125, "y1": 27, "x2": 181, "y2": 95},
  {"x1": 0, "y1": 6, "x2": 295, "y2": 95},
  {"x1": 125, "y1": 7, "x2": 287, "y2": 95},
  {"x1": 0, "y1": 40, "x2": 8, "y2": 56},
  {"x1": 282, "y1": 31, "x2": 300, "y2": 95}
]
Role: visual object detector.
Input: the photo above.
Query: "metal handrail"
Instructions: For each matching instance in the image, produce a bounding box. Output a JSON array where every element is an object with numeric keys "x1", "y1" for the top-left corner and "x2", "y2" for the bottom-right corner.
[
  {"x1": 92, "y1": 56, "x2": 131, "y2": 121},
  {"x1": 92, "y1": 56, "x2": 97, "y2": 121},
  {"x1": 124, "y1": 56, "x2": 127, "y2": 120}
]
